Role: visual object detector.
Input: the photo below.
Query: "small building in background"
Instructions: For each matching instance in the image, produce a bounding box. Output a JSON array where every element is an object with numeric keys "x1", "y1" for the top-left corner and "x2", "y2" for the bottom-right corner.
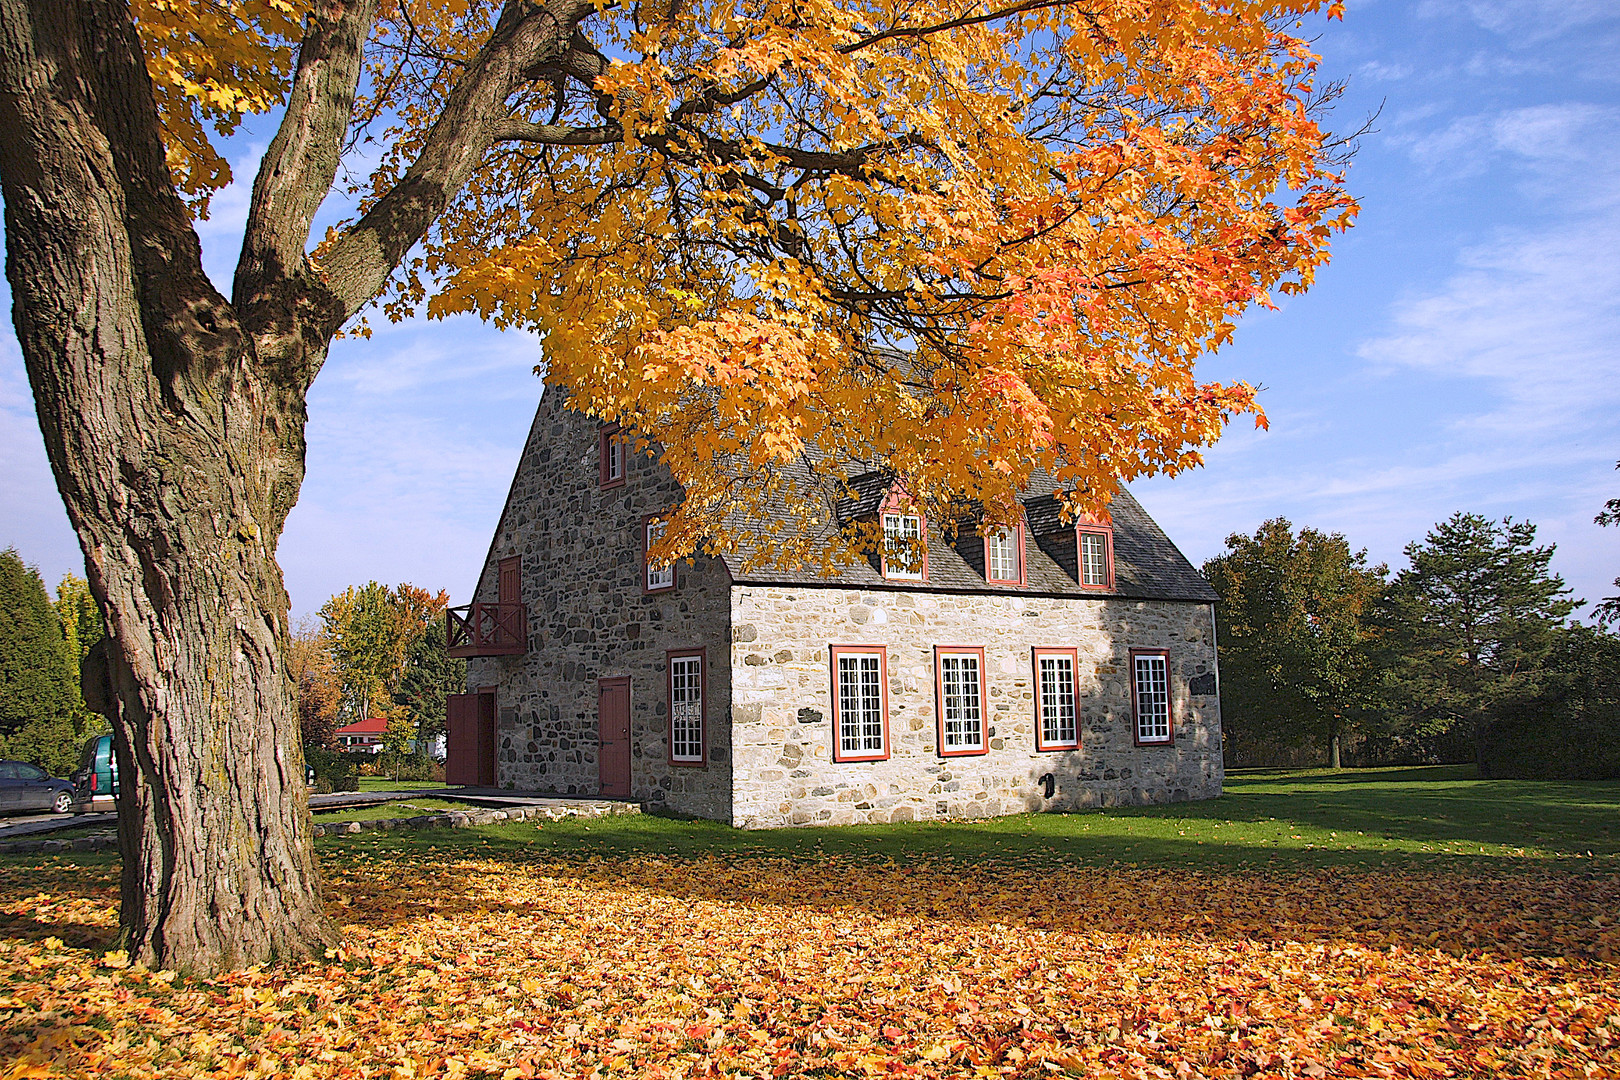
[{"x1": 333, "y1": 716, "x2": 387, "y2": 754}]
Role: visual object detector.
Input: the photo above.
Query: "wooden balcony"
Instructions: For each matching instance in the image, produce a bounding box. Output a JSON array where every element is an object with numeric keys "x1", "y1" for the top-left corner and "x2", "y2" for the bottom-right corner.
[{"x1": 446, "y1": 602, "x2": 527, "y2": 658}]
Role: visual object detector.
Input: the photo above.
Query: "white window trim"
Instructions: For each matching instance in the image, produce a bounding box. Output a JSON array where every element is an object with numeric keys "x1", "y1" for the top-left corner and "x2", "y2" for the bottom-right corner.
[
  {"x1": 669, "y1": 652, "x2": 704, "y2": 764},
  {"x1": 1133, "y1": 651, "x2": 1172, "y2": 745},
  {"x1": 935, "y1": 647, "x2": 987, "y2": 756},
  {"x1": 986, "y1": 526, "x2": 1021, "y2": 583},
  {"x1": 645, "y1": 521, "x2": 675, "y2": 591},
  {"x1": 832, "y1": 646, "x2": 888, "y2": 761},
  {"x1": 1034, "y1": 649, "x2": 1079, "y2": 750}
]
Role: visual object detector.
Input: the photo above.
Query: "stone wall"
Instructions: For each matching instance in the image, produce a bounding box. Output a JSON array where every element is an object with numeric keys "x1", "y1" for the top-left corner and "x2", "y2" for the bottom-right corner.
[
  {"x1": 466, "y1": 390, "x2": 733, "y2": 820},
  {"x1": 728, "y1": 585, "x2": 1221, "y2": 828}
]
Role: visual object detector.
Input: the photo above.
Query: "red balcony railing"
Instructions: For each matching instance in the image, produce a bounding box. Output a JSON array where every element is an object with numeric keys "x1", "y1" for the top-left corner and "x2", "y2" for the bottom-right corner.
[{"x1": 446, "y1": 602, "x2": 527, "y2": 657}]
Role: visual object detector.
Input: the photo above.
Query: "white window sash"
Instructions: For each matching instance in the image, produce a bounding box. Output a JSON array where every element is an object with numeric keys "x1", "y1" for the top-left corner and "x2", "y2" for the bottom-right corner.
[
  {"x1": 987, "y1": 528, "x2": 1018, "y2": 581},
  {"x1": 939, "y1": 653, "x2": 984, "y2": 751},
  {"x1": 1080, "y1": 531, "x2": 1108, "y2": 586},
  {"x1": 836, "y1": 653, "x2": 885, "y2": 756},
  {"x1": 646, "y1": 522, "x2": 674, "y2": 589},
  {"x1": 881, "y1": 513, "x2": 925, "y2": 579},
  {"x1": 1038, "y1": 655, "x2": 1077, "y2": 746},
  {"x1": 606, "y1": 436, "x2": 623, "y2": 481},
  {"x1": 1134, "y1": 654, "x2": 1170, "y2": 742},
  {"x1": 670, "y1": 656, "x2": 703, "y2": 761}
]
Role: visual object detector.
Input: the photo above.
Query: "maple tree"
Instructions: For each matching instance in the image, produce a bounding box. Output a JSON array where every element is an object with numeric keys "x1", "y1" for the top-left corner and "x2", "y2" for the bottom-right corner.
[{"x1": 0, "y1": 0, "x2": 1355, "y2": 972}]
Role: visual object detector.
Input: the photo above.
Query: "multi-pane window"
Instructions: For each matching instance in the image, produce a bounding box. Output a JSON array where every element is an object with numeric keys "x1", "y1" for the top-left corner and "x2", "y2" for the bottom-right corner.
[
  {"x1": 1080, "y1": 530, "x2": 1110, "y2": 588},
  {"x1": 986, "y1": 527, "x2": 1020, "y2": 583},
  {"x1": 1133, "y1": 651, "x2": 1171, "y2": 744},
  {"x1": 669, "y1": 653, "x2": 704, "y2": 763},
  {"x1": 599, "y1": 426, "x2": 624, "y2": 487},
  {"x1": 936, "y1": 649, "x2": 985, "y2": 754},
  {"x1": 1034, "y1": 649, "x2": 1078, "y2": 749},
  {"x1": 833, "y1": 648, "x2": 887, "y2": 760},
  {"x1": 645, "y1": 521, "x2": 674, "y2": 591},
  {"x1": 881, "y1": 512, "x2": 925, "y2": 580}
]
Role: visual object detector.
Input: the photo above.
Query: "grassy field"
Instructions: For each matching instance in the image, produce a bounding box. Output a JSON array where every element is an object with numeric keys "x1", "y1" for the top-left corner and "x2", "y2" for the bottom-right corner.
[
  {"x1": 311, "y1": 797, "x2": 473, "y2": 823},
  {"x1": 315, "y1": 764, "x2": 1620, "y2": 871},
  {"x1": 353, "y1": 778, "x2": 450, "y2": 792}
]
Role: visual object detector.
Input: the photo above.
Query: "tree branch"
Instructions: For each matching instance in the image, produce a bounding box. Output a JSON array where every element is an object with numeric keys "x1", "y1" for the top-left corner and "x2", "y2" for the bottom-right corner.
[
  {"x1": 491, "y1": 118, "x2": 622, "y2": 145},
  {"x1": 319, "y1": 0, "x2": 593, "y2": 321},
  {"x1": 234, "y1": 0, "x2": 379, "y2": 378}
]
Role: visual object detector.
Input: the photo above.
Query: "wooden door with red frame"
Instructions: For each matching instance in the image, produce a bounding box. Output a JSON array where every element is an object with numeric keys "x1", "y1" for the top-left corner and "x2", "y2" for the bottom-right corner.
[
  {"x1": 597, "y1": 677, "x2": 631, "y2": 797},
  {"x1": 445, "y1": 690, "x2": 497, "y2": 787}
]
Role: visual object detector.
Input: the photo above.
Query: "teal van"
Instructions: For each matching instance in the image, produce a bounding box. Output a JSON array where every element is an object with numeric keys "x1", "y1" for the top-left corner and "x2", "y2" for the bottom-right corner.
[{"x1": 70, "y1": 734, "x2": 118, "y2": 813}]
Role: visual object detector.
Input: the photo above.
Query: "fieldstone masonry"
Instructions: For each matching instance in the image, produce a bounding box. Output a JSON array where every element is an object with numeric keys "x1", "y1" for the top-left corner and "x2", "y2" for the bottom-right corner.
[
  {"x1": 467, "y1": 390, "x2": 733, "y2": 820},
  {"x1": 729, "y1": 586, "x2": 1221, "y2": 827},
  {"x1": 465, "y1": 387, "x2": 1223, "y2": 828}
]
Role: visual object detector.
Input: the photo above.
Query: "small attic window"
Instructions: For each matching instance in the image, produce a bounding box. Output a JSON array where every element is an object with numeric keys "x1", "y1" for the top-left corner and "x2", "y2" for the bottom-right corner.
[
  {"x1": 1079, "y1": 526, "x2": 1113, "y2": 590},
  {"x1": 985, "y1": 523, "x2": 1024, "y2": 586},
  {"x1": 599, "y1": 424, "x2": 624, "y2": 488},
  {"x1": 880, "y1": 512, "x2": 925, "y2": 581}
]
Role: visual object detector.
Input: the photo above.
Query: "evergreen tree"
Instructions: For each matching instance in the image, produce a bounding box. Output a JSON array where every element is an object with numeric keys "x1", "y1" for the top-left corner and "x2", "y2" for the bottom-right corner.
[
  {"x1": 1203, "y1": 520, "x2": 1388, "y2": 768},
  {"x1": 1378, "y1": 513, "x2": 1579, "y2": 771},
  {"x1": 0, "y1": 549, "x2": 84, "y2": 774},
  {"x1": 393, "y1": 613, "x2": 465, "y2": 756}
]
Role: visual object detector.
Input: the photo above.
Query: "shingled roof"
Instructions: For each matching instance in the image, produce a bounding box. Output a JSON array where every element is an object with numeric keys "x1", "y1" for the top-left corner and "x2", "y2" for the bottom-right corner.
[{"x1": 717, "y1": 474, "x2": 1219, "y2": 604}]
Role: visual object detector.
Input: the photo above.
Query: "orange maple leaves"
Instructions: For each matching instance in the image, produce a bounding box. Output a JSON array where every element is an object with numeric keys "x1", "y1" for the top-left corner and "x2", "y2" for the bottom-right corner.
[{"x1": 3, "y1": 853, "x2": 1617, "y2": 1078}]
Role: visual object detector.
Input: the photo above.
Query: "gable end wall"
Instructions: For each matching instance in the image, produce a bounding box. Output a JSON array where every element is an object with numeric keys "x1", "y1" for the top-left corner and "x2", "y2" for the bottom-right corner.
[{"x1": 466, "y1": 390, "x2": 733, "y2": 817}]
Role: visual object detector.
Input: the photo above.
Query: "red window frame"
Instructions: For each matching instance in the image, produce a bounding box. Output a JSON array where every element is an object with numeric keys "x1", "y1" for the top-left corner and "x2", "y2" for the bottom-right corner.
[
  {"x1": 642, "y1": 516, "x2": 676, "y2": 593},
  {"x1": 982, "y1": 520, "x2": 1026, "y2": 586},
  {"x1": 1129, "y1": 648, "x2": 1174, "y2": 746},
  {"x1": 598, "y1": 424, "x2": 625, "y2": 488},
  {"x1": 829, "y1": 644, "x2": 891, "y2": 762},
  {"x1": 1077, "y1": 524, "x2": 1114, "y2": 591},
  {"x1": 934, "y1": 646, "x2": 988, "y2": 757},
  {"x1": 1032, "y1": 646, "x2": 1081, "y2": 751},
  {"x1": 667, "y1": 647, "x2": 707, "y2": 766}
]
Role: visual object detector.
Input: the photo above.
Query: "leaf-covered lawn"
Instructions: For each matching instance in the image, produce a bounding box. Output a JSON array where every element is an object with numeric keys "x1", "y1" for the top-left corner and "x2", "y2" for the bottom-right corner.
[{"x1": 2, "y1": 847, "x2": 1617, "y2": 1079}]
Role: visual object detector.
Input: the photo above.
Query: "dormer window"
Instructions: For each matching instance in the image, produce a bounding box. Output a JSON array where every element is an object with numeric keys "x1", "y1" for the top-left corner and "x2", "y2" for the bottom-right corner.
[
  {"x1": 1078, "y1": 526, "x2": 1113, "y2": 590},
  {"x1": 880, "y1": 512, "x2": 925, "y2": 581},
  {"x1": 598, "y1": 424, "x2": 624, "y2": 488},
  {"x1": 984, "y1": 523, "x2": 1024, "y2": 585}
]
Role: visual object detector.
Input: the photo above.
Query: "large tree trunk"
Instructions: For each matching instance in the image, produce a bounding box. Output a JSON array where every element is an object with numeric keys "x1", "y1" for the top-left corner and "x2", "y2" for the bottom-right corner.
[{"x1": 0, "y1": 0, "x2": 337, "y2": 971}]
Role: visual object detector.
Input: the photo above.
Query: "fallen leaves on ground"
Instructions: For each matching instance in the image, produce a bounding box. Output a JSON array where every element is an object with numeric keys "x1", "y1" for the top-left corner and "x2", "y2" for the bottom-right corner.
[{"x1": 1, "y1": 854, "x2": 1617, "y2": 1078}]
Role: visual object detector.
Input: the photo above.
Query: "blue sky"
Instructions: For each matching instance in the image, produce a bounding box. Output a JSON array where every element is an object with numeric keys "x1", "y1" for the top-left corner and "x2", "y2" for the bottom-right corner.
[{"x1": 2, "y1": 0, "x2": 1617, "y2": 619}]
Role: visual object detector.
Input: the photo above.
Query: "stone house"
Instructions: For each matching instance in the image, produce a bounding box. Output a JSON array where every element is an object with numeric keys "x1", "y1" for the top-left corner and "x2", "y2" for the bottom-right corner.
[{"x1": 447, "y1": 388, "x2": 1224, "y2": 826}]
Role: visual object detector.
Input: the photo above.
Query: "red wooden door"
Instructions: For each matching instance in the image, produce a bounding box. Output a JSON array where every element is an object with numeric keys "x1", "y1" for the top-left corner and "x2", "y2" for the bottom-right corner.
[
  {"x1": 446, "y1": 692, "x2": 498, "y2": 787},
  {"x1": 498, "y1": 556, "x2": 520, "y2": 605},
  {"x1": 598, "y1": 678, "x2": 631, "y2": 797},
  {"x1": 476, "y1": 691, "x2": 497, "y2": 787},
  {"x1": 445, "y1": 693, "x2": 479, "y2": 786}
]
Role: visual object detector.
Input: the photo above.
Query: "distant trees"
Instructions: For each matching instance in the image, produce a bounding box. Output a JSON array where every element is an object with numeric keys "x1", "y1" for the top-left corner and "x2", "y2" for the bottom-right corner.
[
  {"x1": 1595, "y1": 461, "x2": 1620, "y2": 627},
  {"x1": 1207, "y1": 512, "x2": 1615, "y2": 777},
  {"x1": 317, "y1": 583, "x2": 446, "y2": 724},
  {"x1": 1378, "y1": 514, "x2": 1579, "y2": 771},
  {"x1": 1203, "y1": 520, "x2": 1387, "y2": 769},
  {"x1": 0, "y1": 550, "x2": 103, "y2": 775},
  {"x1": 297, "y1": 583, "x2": 458, "y2": 761}
]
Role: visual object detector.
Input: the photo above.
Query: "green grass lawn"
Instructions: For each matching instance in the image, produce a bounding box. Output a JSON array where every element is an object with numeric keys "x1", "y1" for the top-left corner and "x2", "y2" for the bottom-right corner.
[
  {"x1": 353, "y1": 778, "x2": 450, "y2": 792},
  {"x1": 313, "y1": 764, "x2": 1620, "y2": 871},
  {"x1": 311, "y1": 797, "x2": 473, "y2": 823}
]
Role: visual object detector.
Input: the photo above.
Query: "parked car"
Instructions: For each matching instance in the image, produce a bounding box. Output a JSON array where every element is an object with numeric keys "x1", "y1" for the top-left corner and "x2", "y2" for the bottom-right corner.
[
  {"x1": 0, "y1": 760, "x2": 74, "y2": 815},
  {"x1": 70, "y1": 734, "x2": 118, "y2": 813}
]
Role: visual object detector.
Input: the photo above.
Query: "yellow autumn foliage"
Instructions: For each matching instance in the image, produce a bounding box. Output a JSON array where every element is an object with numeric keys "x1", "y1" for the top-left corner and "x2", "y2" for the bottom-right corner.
[{"x1": 134, "y1": 0, "x2": 1358, "y2": 571}]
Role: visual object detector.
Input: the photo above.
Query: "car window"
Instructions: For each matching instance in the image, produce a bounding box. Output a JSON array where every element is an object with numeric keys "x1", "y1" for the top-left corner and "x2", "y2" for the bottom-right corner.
[
  {"x1": 16, "y1": 764, "x2": 46, "y2": 781},
  {"x1": 0, "y1": 762, "x2": 17, "y2": 780}
]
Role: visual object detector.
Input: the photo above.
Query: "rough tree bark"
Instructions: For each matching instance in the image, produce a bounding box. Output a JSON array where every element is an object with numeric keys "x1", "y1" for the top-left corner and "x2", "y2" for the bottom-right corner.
[{"x1": 0, "y1": 0, "x2": 591, "y2": 974}]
